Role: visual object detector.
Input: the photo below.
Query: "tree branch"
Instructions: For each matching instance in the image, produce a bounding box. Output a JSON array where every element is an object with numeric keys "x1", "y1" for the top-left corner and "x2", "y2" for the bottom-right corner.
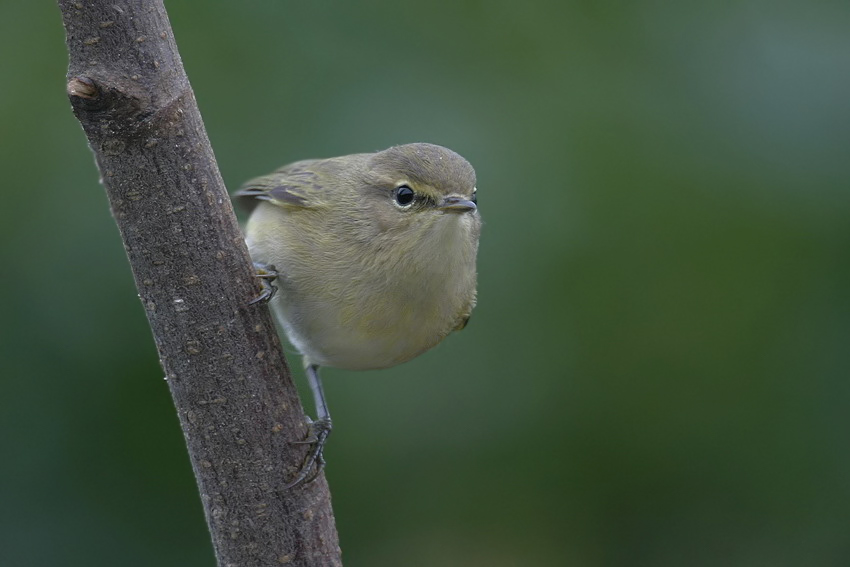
[{"x1": 57, "y1": 1, "x2": 341, "y2": 565}]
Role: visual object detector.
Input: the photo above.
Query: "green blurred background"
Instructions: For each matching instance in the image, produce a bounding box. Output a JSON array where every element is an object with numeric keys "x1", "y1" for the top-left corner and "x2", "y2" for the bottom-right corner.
[{"x1": 2, "y1": 1, "x2": 848, "y2": 565}]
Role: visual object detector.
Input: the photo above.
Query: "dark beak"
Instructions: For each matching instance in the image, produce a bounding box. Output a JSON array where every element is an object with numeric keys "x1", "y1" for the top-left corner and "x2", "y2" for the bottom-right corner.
[{"x1": 438, "y1": 196, "x2": 477, "y2": 213}]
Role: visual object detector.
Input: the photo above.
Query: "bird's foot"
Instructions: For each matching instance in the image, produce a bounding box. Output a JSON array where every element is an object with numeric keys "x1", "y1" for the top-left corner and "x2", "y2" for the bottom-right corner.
[
  {"x1": 284, "y1": 416, "x2": 332, "y2": 489},
  {"x1": 248, "y1": 262, "x2": 278, "y2": 305}
]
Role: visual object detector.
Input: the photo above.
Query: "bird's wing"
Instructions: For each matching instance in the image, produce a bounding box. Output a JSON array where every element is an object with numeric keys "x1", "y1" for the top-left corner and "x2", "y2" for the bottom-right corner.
[{"x1": 233, "y1": 159, "x2": 325, "y2": 212}]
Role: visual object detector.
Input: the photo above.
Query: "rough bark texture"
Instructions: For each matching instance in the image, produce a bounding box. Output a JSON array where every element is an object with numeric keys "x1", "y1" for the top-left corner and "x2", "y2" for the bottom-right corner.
[{"x1": 57, "y1": 1, "x2": 341, "y2": 565}]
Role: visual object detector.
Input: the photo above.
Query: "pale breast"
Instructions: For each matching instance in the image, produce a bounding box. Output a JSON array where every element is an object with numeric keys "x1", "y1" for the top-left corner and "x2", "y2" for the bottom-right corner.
[{"x1": 247, "y1": 201, "x2": 479, "y2": 371}]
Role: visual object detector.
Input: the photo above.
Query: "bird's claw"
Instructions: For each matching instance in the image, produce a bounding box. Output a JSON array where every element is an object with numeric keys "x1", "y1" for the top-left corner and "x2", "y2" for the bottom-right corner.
[
  {"x1": 248, "y1": 262, "x2": 278, "y2": 305},
  {"x1": 284, "y1": 417, "x2": 332, "y2": 489}
]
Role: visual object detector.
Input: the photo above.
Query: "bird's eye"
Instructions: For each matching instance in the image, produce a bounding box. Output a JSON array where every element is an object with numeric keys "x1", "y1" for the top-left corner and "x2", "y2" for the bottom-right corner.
[
  {"x1": 394, "y1": 185, "x2": 415, "y2": 207},
  {"x1": 471, "y1": 188, "x2": 477, "y2": 205}
]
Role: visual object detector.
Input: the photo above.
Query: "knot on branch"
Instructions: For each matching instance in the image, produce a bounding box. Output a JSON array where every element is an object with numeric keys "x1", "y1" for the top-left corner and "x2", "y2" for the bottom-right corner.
[
  {"x1": 66, "y1": 75, "x2": 153, "y2": 127},
  {"x1": 67, "y1": 76, "x2": 98, "y2": 99}
]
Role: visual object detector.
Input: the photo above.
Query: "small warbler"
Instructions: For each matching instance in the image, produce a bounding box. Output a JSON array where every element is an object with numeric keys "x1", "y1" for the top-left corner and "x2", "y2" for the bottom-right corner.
[{"x1": 235, "y1": 142, "x2": 480, "y2": 487}]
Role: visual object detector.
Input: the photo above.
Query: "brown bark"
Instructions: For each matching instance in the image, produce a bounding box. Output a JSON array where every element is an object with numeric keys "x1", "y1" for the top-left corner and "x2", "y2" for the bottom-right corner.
[{"x1": 57, "y1": 1, "x2": 341, "y2": 565}]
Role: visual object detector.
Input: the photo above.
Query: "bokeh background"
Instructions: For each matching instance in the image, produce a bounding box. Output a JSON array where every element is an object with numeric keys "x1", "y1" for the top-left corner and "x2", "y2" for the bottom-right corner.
[{"x1": 2, "y1": 1, "x2": 849, "y2": 565}]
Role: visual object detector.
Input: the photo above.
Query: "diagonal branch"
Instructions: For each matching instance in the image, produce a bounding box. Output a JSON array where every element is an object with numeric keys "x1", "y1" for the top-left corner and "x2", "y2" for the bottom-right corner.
[{"x1": 57, "y1": 1, "x2": 341, "y2": 565}]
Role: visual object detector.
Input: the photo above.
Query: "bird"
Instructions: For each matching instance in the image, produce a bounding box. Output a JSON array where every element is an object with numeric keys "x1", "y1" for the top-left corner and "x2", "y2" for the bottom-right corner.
[{"x1": 234, "y1": 142, "x2": 481, "y2": 487}]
